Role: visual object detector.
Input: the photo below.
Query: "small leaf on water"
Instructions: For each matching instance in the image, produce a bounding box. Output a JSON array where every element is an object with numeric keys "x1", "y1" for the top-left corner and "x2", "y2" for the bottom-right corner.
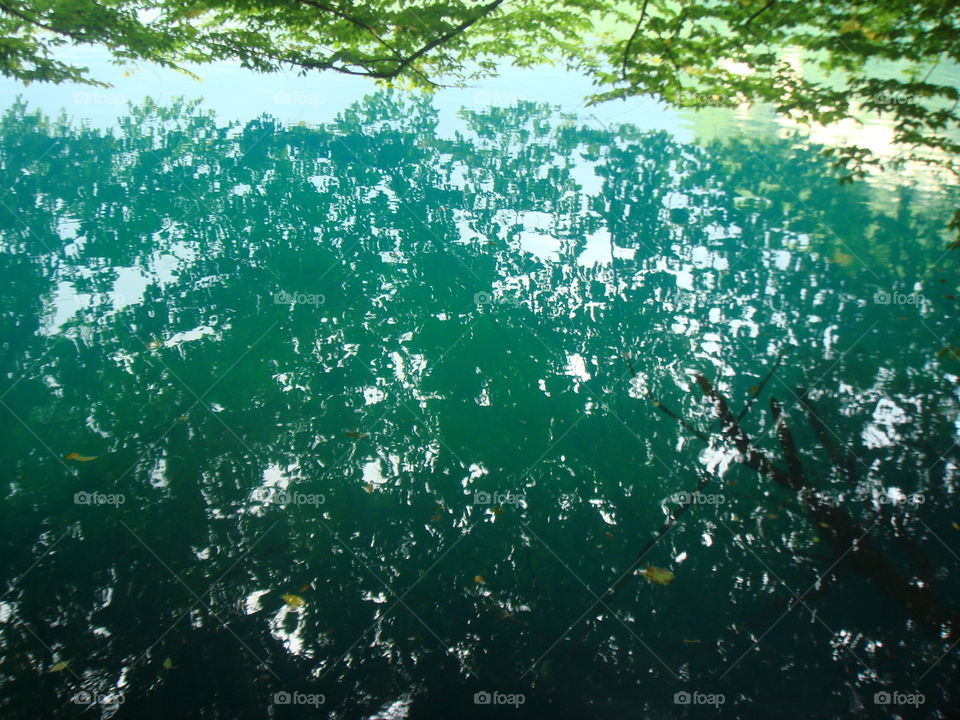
[
  {"x1": 474, "y1": 575, "x2": 485, "y2": 584},
  {"x1": 65, "y1": 453, "x2": 97, "y2": 462},
  {"x1": 298, "y1": 583, "x2": 309, "y2": 593},
  {"x1": 49, "y1": 660, "x2": 70, "y2": 672},
  {"x1": 642, "y1": 566, "x2": 675, "y2": 585},
  {"x1": 282, "y1": 594, "x2": 305, "y2": 608},
  {"x1": 162, "y1": 657, "x2": 174, "y2": 670},
  {"x1": 830, "y1": 249, "x2": 855, "y2": 267}
]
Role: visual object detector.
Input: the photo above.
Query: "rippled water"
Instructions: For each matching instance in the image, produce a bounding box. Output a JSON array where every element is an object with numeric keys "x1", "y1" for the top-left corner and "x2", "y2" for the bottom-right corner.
[{"x1": 1, "y1": 93, "x2": 959, "y2": 719}]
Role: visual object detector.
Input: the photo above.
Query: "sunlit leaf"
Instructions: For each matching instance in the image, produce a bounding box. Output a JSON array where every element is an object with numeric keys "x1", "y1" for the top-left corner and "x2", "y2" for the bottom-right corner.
[
  {"x1": 65, "y1": 453, "x2": 97, "y2": 462},
  {"x1": 642, "y1": 566, "x2": 675, "y2": 585}
]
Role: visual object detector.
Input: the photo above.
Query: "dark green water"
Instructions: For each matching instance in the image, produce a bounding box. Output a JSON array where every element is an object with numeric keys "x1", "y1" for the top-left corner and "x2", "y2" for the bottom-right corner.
[{"x1": 1, "y1": 93, "x2": 959, "y2": 719}]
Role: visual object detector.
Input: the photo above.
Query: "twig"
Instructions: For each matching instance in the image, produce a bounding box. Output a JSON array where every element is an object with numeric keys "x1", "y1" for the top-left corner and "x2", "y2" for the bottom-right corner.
[
  {"x1": 736, "y1": 346, "x2": 789, "y2": 422},
  {"x1": 620, "y1": 0, "x2": 650, "y2": 81},
  {"x1": 770, "y1": 397, "x2": 805, "y2": 491},
  {"x1": 604, "y1": 471, "x2": 713, "y2": 600}
]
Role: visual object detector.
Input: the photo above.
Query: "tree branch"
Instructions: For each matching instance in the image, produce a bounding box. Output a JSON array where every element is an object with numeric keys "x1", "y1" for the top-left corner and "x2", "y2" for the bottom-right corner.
[{"x1": 620, "y1": 0, "x2": 650, "y2": 82}]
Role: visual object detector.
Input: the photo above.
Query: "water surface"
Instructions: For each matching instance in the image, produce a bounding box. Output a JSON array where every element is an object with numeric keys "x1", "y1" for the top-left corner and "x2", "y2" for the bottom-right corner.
[{"x1": 1, "y1": 93, "x2": 959, "y2": 718}]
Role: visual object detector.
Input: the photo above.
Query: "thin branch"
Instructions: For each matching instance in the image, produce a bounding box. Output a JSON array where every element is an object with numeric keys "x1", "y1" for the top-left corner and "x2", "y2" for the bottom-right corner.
[
  {"x1": 296, "y1": 0, "x2": 405, "y2": 66},
  {"x1": 391, "y1": 0, "x2": 505, "y2": 76},
  {"x1": 620, "y1": 0, "x2": 650, "y2": 82},
  {"x1": 736, "y1": 345, "x2": 788, "y2": 422},
  {"x1": 0, "y1": 1, "x2": 93, "y2": 44},
  {"x1": 742, "y1": 0, "x2": 777, "y2": 28}
]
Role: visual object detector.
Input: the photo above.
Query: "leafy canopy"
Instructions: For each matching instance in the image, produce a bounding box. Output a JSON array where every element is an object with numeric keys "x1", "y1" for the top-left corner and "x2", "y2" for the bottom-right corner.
[{"x1": 2, "y1": 0, "x2": 960, "y2": 235}]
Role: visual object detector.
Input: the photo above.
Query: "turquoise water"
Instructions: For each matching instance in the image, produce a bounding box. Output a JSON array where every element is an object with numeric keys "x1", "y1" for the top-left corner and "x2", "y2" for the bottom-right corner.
[{"x1": 1, "y1": 91, "x2": 959, "y2": 719}]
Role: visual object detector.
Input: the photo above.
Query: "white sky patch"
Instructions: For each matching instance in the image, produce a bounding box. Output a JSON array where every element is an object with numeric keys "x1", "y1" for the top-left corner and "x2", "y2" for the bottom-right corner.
[
  {"x1": 164, "y1": 325, "x2": 220, "y2": 348},
  {"x1": 700, "y1": 444, "x2": 736, "y2": 476},
  {"x1": 690, "y1": 245, "x2": 729, "y2": 270},
  {"x1": 589, "y1": 498, "x2": 617, "y2": 525},
  {"x1": 245, "y1": 463, "x2": 296, "y2": 515},
  {"x1": 673, "y1": 268, "x2": 695, "y2": 290},
  {"x1": 244, "y1": 589, "x2": 271, "y2": 615},
  {"x1": 363, "y1": 458, "x2": 388, "y2": 487},
  {"x1": 269, "y1": 604, "x2": 308, "y2": 657},
  {"x1": 577, "y1": 227, "x2": 613, "y2": 266},
  {"x1": 149, "y1": 457, "x2": 168, "y2": 489},
  {"x1": 41, "y1": 281, "x2": 91, "y2": 335},
  {"x1": 110, "y1": 266, "x2": 150, "y2": 309},
  {"x1": 862, "y1": 397, "x2": 909, "y2": 448},
  {"x1": 565, "y1": 353, "x2": 592, "y2": 382}
]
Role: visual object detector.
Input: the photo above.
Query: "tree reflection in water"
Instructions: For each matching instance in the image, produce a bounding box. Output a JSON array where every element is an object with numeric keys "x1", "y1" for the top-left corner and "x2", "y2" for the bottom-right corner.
[{"x1": 0, "y1": 93, "x2": 958, "y2": 718}]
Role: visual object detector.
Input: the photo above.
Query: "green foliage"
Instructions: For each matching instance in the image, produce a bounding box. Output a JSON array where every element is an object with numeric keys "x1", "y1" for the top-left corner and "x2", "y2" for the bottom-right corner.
[{"x1": 1, "y1": 0, "x2": 959, "y2": 240}]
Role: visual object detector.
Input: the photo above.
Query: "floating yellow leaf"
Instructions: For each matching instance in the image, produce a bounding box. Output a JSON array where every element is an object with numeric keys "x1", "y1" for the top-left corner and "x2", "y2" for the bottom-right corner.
[
  {"x1": 65, "y1": 453, "x2": 97, "y2": 462},
  {"x1": 952, "y1": 521, "x2": 960, "y2": 530},
  {"x1": 840, "y1": 18, "x2": 861, "y2": 33},
  {"x1": 162, "y1": 657, "x2": 174, "y2": 670},
  {"x1": 282, "y1": 594, "x2": 305, "y2": 608},
  {"x1": 830, "y1": 249, "x2": 855, "y2": 267},
  {"x1": 146, "y1": 340, "x2": 162, "y2": 349},
  {"x1": 298, "y1": 583, "x2": 309, "y2": 593},
  {"x1": 49, "y1": 660, "x2": 70, "y2": 672},
  {"x1": 642, "y1": 566, "x2": 675, "y2": 585},
  {"x1": 474, "y1": 575, "x2": 485, "y2": 584},
  {"x1": 682, "y1": 638, "x2": 702, "y2": 644}
]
